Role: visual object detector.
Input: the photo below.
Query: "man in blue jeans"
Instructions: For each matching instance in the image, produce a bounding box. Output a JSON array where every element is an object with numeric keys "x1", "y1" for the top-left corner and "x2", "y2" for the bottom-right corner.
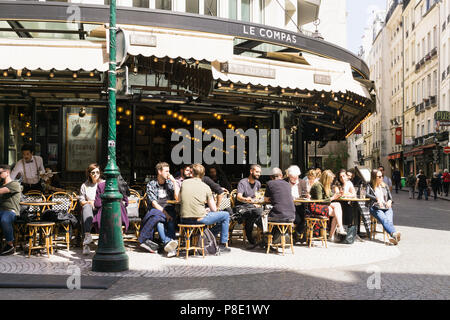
[
  {"x1": 0, "y1": 164, "x2": 21, "y2": 255},
  {"x1": 180, "y1": 163, "x2": 231, "y2": 254},
  {"x1": 140, "y1": 162, "x2": 179, "y2": 257}
]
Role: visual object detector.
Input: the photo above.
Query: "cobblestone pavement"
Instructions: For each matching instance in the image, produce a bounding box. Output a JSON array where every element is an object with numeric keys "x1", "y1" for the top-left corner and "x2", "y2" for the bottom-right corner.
[{"x1": 0, "y1": 191, "x2": 449, "y2": 300}]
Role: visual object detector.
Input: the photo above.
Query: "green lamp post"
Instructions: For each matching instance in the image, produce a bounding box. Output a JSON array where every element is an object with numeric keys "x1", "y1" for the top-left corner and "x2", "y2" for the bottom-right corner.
[{"x1": 92, "y1": 0, "x2": 129, "y2": 272}]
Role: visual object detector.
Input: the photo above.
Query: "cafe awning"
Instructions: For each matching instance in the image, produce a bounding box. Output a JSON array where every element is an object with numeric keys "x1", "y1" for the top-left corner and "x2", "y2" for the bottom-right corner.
[
  {"x1": 210, "y1": 53, "x2": 372, "y2": 99},
  {"x1": 0, "y1": 38, "x2": 108, "y2": 71},
  {"x1": 114, "y1": 25, "x2": 234, "y2": 63},
  {"x1": 388, "y1": 152, "x2": 402, "y2": 160}
]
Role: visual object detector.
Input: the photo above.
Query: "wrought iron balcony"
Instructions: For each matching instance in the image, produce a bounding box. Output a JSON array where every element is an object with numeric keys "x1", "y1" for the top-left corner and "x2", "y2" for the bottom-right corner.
[
  {"x1": 424, "y1": 98, "x2": 430, "y2": 108},
  {"x1": 443, "y1": 71, "x2": 447, "y2": 81},
  {"x1": 430, "y1": 47, "x2": 437, "y2": 57},
  {"x1": 430, "y1": 95, "x2": 436, "y2": 106},
  {"x1": 419, "y1": 102, "x2": 424, "y2": 112}
]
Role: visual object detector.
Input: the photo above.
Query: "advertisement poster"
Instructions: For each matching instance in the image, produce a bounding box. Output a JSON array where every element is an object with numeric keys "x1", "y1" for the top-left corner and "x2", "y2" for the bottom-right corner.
[
  {"x1": 66, "y1": 113, "x2": 98, "y2": 171},
  {"x1": 48, "y1": 143, "x2": 58, "y2": 165}
]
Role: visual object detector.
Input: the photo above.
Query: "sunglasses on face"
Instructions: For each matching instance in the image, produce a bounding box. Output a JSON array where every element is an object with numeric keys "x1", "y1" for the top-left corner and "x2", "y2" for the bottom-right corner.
[
  {"x1": 90, "y1": 170, "x2": 100, "y2": 175},
  {"x1": 377, "y1": 175, "x2": 382, "y2": 178}
]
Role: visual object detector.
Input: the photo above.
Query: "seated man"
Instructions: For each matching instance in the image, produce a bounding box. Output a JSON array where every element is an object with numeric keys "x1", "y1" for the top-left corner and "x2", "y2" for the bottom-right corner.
[
  {"x1": 175, "y1": 164, "x2": 192, "y2": 189},
  {"x1": 0, "y1": 164, "x2": 21, "y2": 255},
  {"x1": 264, "y1": 168, "x2": 296, "y2": 244},
  {"x1": 180, "y1": 163, "x2": 231, "y2": 254},
  {"x1": 236, "y1": 164, "x2": 263, "y2": 245},
  {"x1": 285, "y1": 165, "x2": 308, "y2": 238},
  {"x1": 208, "y1": 166, "x2": 232, "y2": 193},
  {"x1": 139, "y1": 162, "x2": 179, "y2": 257}
]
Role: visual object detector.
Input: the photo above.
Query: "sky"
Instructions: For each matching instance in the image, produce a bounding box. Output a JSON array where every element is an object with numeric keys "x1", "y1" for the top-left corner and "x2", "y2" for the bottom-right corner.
[{"x1": 346, "y1": 0, "x2": 387, "y2": 55}]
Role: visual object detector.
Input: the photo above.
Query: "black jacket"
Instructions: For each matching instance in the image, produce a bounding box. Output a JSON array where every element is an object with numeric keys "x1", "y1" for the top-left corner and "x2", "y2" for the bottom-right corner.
[{"x1": 365, "y1": 184, "x2": 393, "y2": 209}]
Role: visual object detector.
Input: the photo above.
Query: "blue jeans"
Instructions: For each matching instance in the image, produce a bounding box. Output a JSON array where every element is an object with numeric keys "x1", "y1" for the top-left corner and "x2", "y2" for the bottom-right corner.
[
  {"x1": 0, "y1": 210, "x2": 16, "y2": 242},
  {"x1": 156, "y1": 207, "x2": 176, "y2": 244},
  {"x1": 181, "y1": 211, "x2": 230, "y2": 244},
  {"x1": 418, "y1": 187, "x2": 428, "y2": 200},
  {"x1": 369, "y1": 207, "x2": 396, "y2": 236}
]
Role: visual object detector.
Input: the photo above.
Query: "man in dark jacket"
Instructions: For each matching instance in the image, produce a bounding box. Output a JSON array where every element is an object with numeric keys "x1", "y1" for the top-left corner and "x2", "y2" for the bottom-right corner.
[
  {"x1": 392, "y1": 167, "x2": 401, "y2": 194},
  {"x1": 416, "y1": 170, "x2": 428, "y2": 200}
]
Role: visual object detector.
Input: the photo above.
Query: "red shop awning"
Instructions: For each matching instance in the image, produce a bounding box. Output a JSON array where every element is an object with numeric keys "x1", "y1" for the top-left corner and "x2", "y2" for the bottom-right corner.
[{"x1": 388, "y1": 152, "x2": 402, "y2": 160}]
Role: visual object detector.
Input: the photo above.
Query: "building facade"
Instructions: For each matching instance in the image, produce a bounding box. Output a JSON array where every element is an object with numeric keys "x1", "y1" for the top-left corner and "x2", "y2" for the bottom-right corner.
[{"x1": 355, "y1": 0, "x2": 449, "y2": 180}]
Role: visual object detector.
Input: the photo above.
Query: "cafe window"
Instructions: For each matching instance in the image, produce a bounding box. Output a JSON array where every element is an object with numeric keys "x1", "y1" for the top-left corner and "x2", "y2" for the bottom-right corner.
[
  {"x1": 229, "y1": 0, "x2": 238, "y2": 20},
  {"x1": 204, "y1": 0, "x2": 217, "y2": 16},
  {"x1": 186, "y1": 0, "x2": 199, "y2": 14},
  {"x1": 241, "y1": 0, "x2": 251, "y2": 22},
  {"x1": 156, "y1": 0, "x2": 172, "y2": 10},
  {"x1": 133, "y1": 0, "x2": 149, "y2": 8}
]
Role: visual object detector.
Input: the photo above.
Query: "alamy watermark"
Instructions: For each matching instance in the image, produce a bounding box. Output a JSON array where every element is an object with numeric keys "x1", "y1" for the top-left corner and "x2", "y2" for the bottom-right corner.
[
  {"x1": 366, "y1": 265, "x2": 381, "y2": 290},
  {"x1": 171, "y1": 121, "x2": 279, "y2": 175},
  {"x1": 66, "y1": 265, "x2": 81, "y2": 290}
]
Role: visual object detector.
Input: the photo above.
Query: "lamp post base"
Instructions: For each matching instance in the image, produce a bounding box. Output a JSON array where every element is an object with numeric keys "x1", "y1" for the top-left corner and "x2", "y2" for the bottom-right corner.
[{"x1": 92, "y1": 252, "x2": 129, "y2": 272}]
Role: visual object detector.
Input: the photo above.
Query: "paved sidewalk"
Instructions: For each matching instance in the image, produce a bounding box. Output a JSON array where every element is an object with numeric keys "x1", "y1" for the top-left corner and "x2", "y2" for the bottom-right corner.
[
  {"x1": 399, "y1": 188, "x2": 450, "y2": 201},
  {"x1": 0, "y1": 191, "x2": 448, "y2": 300}
]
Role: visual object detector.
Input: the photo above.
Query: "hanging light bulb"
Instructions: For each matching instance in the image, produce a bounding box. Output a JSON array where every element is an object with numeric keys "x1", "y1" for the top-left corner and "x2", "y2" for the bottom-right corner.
[
  {"x1": 89, "y1": 71, "x2": 95, "y2": 77},
  {"x1": 153, "y1": 57, "x2": 158, "y2": 62},
  {"x1": 2, "y1": 70, "x2": 7, "y2": 77},
  {"x1": 139, "y1": 115, "x2": 145, "y2": 121},
  {"x1": 321, "y1": 93, "x2": 325, "y2": 98},
  {"x1": 133, "y1": 65, "x2": 138, "y2": 74},
  {"x1": 49, "y1": 71, "x2": 55, "y2": 78},
  {"x1": 150, "y1": 120, "x2": 156, "y2": 125},
  {"x1": 125, "y1": 110, "x2": 131, "y2": 116},
  {"x1": 167, "y1": 110, "x2": 173, "y2": 116},
  {"x1": 162, "y1": 124, "x2": 167, "y2": 129},
  {"x1": 72, "y1": 72, "x2": 78, "y2": 79},
  {"x1": 117, "y1": 106, "x2": 124, "y2": 113},
  {"x1": 173, "y1": 112, "x2": 178, "y2": 118},
  {"x1": 187, "y1": 120, "x2": 191, "y2": 125},
  {"x1": 116, "y1": 120, "x2": 120, "y2": 125},
  {"x1": 25, "y1": 70, "x2": 31, "y2": 77}
]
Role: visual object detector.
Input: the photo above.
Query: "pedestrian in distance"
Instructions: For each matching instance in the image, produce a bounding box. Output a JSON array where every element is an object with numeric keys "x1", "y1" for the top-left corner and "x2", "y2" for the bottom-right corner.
[
  {"x1": 443, "y1": 169, "x2": 450, "y2": 197},
  {"x1": 430, "y1": 173, "x2": 440, "y2": 200},
  {"x1": 392, "y1": 167, "x2": 401, "y2": 194},
  {"x1": 406, "y1": 171, "x2": 417, "y2": 199},
  {"x1": 416, "y1": 170, "x2": 429, "y2": 200}
]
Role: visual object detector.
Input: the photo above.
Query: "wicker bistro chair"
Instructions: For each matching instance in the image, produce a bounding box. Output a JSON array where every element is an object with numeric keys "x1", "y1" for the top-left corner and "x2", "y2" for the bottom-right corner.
[
  {"x1": 266, "y1": 222, "x2": 295, "y2": 255},
  {"x1": 370, "y1": 216, "x2": 389, "y2": 245},
  {"x1": 14, "y1": 191, "x2": 46, "y2": 251},
  {"x1": 46, "y1": 192, "x2": 75, "y2": 251},
  {"x1": 227, "y1": 189, "x2": 247, "y2": 244},
  {"x1": 123, "y1": 189, "x2": 142, "y2": 242}
]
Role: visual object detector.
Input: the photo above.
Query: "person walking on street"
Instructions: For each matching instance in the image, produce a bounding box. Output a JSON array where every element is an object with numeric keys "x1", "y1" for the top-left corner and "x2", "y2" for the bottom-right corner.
[
  {"x1": 378, "y1": 166, "x2": 392, "y2": 192},
  {"x1": 443, "y1": 169, "x2": 450, "y2": 197},
  {"x1": 392, "y1": 167, "x2": 401, "y2": 194},
  {"x1": 406, "y1": 171, "x2": 417, "y2": 199},
  {"x1": 437, "y1": 170, "x2": 443, "y2": 195},
  {"x1": 416, "y1": 170, "x2": 429, "y2": 200},
  {"x1": 430, "y1": 173, "x2": 440, "y2": 200}
]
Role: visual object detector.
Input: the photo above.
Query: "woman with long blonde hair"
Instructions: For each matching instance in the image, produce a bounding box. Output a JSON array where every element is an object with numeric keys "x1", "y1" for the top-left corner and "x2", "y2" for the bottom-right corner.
[{"x1": 310, "y1": 170, "x2": 347, "y2": 239}]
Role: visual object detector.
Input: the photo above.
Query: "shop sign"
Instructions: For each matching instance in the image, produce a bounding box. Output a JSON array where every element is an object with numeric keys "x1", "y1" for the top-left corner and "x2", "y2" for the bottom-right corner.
[
  {"x1": 395, "y1": 127, "x2": 402, "y2": 145},
  {"x1": 434, "y1": 111, "x2": 450, "y2": 126},
  {"x1": 220, "y1": 62, "x2": 276, "y2": 79},
  {"x1": 313, "y1": 74, "x2": 331, "y2": 85},
  {"x1": 404, "y1": 136, "x2": 414, "y2": 145},
  {"x1": 66, "y1": 114, "x2": 98, "y2": 172},
  {"x1": 129, "y1": 33, "x2": 157, "y2": 47},
  {"x1": 444, "y1": 146, "x2": 450, "y2": 154},
  {"x1": 242, "y1": 25, "x2": 297, "y2": 44}
]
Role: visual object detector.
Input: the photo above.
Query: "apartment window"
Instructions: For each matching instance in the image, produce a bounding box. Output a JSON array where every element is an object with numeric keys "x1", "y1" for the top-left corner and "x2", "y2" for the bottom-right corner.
[
  {"x1": 433, "y1": 26, "x2": 437, "y2": 49},
  {"x1": 417, "y1": 43, "x2": 420, "y2": 61},
  {"x1": 229, "y1": 0, "x2": 238, "y2": 19},
  {"x1": 155, "y1": 0, "x2": 171, "y2": 10},
  {"x1": 241, "y1": 0, "x2": 251, "y2": 22},
  {"x1": 427, "y1": 32, "x2": 431, "y2": 53},
  {"x1": 433, "y1": 70, "x2": 437, "y2": 95},
  {"x1": 421, "y1": 124, "x2": 424, "y2": 136},
  {"x1": 133, "y1": 0, "x2": 149, "y2": 7},
  {"x1": 422, "y1": 79, "x2": 426, "y2": 101},
  {"x1": 204, "y1": 0, "x2": 217, "y2": 16},
  {"x1": 427, "y1": 119, "x2": 431, "y2": 134},
  {"x1": 427, "y1": 74, "x2": 431, "y2": 97},
  {"x1": 422, "y1": 38, "x2": 425, "y2": 57},
  {"x1": 185, "y1": 0, "x2": 199, "y2": 13},
  {"x1": 406, "y1": 121, "x2": 409, "y2": 136},
  {"x1": 258, "y1": 0, "x2": 265, "y2": 24}
]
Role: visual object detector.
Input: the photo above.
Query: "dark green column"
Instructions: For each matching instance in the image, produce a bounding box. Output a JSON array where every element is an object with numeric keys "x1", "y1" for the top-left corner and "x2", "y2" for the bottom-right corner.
[{"x1": 92, "y1": 0, "x2": 129, "y2": 272}]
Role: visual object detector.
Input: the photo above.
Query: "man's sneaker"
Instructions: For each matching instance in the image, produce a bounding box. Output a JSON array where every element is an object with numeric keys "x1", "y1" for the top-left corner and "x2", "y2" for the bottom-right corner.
[
  {"x1": 140, "y1": 239, "x2": 159, "y2": 253},
  {"x1": 164, "y1": 239, "x2": 178, "y2": 253},
  {"x1": 0, "y1": 244, "x2": 15, "y2": 256},
  {"x1": 82, "y1": 244, "x2": 90, "y2": 255},
  {"x1": 218, "y1": 244, "x2": 231, "y2": 254},
  {"x1": 393, "y1": 232, "x2": 401, "y2": 243},
  {"x1": 167, "y1": 249, "x2": 177, "y2": 258},
  {"x1": 83, "y1": 233, "x2": 93, "y2": 246}
]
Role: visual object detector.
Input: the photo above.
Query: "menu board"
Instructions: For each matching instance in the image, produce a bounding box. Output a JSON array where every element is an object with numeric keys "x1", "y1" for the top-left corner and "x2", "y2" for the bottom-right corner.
[{"x1": 66, "y1": 113, "x2": 98, "y2": 171}]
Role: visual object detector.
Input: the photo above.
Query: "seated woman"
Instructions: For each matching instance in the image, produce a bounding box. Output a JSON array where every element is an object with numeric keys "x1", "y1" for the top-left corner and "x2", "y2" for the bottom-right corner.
[
  {"x1": 334, "y1": 169, "x2": 357, "y2": 198},
  {"x1": 309, "y1": 170, "x2": 347, "y2": 240},
  {"x1": 366, "y1": 169, "x2": 401, "y2": 245},
  {"x1": 305, "y1": 169, "x2": 317, "y2": 197},
  {"x1": 93, "y1": 174, "x2": 130, "y2": 245},
  {"x1": 79, "y1": 163, "x2": 104, "y2": 255}
]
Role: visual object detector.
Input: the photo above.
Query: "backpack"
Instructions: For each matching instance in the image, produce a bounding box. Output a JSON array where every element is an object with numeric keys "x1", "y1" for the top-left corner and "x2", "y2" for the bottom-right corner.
[
  {"x1": 194, "y1": 228, "x2": 219, "y2": 255},
  {"x1": 339, "y1": 225, "x2": 357, "y2": 244}
]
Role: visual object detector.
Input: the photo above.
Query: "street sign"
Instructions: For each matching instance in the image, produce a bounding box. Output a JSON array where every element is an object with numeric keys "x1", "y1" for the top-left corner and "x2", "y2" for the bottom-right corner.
[{"x1": 444, "y1": 146, "x2": 450, "y2": 154}]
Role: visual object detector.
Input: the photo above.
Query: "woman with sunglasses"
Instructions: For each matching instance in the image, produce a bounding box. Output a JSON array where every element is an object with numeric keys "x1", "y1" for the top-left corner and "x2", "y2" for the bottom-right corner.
[
  {"x1": 79, "y1": 163, "x2": 104, "y2": 255},
  {"x1": 366, "y1": 169, "x2": 401, "y2": 245}
]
